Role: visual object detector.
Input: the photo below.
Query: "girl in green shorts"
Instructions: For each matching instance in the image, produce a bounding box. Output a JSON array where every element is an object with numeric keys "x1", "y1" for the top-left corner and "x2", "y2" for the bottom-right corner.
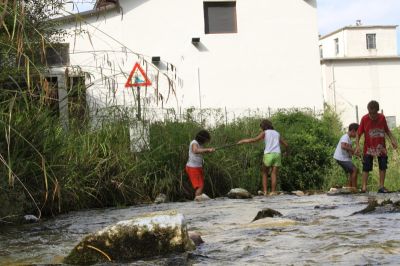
[{"x1": 238, "y1": 119, "x2": 288, "y2": 195}]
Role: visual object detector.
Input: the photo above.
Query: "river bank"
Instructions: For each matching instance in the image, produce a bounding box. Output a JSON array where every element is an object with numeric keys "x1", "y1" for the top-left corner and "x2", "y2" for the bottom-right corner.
[{"x1": 1, "y1": 192, "x2": 400, "y2": 265}]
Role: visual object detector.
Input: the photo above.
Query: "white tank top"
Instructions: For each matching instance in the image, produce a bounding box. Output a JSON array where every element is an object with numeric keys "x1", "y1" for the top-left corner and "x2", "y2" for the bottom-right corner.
[
  {"x1": 264, "y1": 130, "x2": 281, "y2": 154},
  {"x1": 186, "y1": 140, "x2": 203, "y2": 167}
]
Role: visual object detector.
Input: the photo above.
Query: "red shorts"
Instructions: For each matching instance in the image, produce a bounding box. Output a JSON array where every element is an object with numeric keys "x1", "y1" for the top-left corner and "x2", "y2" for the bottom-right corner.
[{"x1": 185, "y1": 166, "x2": 204, "y2": 189}]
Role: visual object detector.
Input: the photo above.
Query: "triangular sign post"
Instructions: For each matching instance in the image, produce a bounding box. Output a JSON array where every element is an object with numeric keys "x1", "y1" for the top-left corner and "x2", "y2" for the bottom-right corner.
[{"x1": 125, "y1": 62, "x2": 152, "y2": 88}]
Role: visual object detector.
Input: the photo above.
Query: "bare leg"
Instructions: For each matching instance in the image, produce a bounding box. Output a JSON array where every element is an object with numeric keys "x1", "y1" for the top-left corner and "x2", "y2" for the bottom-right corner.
[
  {"x1": 379, "y1": 170, "x2": 386, "y2": 188},
  {"x1": 195, "y1": 186, "x2": 203, "y2": 197},
  {"x1": 346, "y1": 173, "x2": 351, "y2": 187},
  {"x1": 271, "y1": 166, "x2": 278, "y2": 192},
  {"x1": 361, "y1": 171, "x2": 368, "y2": 192},
  {"x1": 351, "y1": 167, "x2": 358, "y2": 188},
  {"x1": 262, "y1": 165, "x2": 269, "y2": 195}
]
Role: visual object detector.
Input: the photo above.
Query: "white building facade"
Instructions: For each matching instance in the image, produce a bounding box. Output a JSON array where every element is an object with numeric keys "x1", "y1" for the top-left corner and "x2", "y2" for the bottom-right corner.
[
  {"x1": 319, "y1": 24, "x2": 400, "y2": 128},
  {"x1": 54, "y1": 0, "x2": 322, "y2": 123}
]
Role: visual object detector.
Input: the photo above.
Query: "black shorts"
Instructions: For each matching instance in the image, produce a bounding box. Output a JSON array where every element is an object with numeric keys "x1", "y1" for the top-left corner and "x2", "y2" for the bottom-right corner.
[
  {"x1": 336, "y1": 160, "x2": 355, "y2": 173},
  {"x1": 362, "y1": 155, "x2": 388, "y2": 172}
]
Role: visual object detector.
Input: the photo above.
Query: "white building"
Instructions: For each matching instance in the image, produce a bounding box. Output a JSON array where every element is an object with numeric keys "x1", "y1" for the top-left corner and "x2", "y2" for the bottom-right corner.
[
  {"x1": 319, "y1": 23, "x2": 400, "y2": 128},
  {"x1": 52, "y1": 0, "x2": 322, "y2": 123}
]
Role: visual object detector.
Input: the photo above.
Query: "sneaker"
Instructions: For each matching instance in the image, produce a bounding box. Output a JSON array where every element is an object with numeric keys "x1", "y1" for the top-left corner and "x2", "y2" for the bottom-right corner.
[{"x1": 377, "y1": 187, "x2": 390, "y2": 193}]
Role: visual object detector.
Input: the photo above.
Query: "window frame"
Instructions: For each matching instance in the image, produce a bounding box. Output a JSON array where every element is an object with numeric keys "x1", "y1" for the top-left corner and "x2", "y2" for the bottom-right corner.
[
  {"x1": 203, "y1": 1, "x2": 238, "y2": 34},
  {"x1": 366, "y1": 33, "x2": 376, "y2": 49},
  {"x1": 319, "y1": 45, "x2": 323, "y2": 58},
  {"x1": 45, "y1": 43, "x2": 70, "y2": 66},
  {"x1": 334, "y1": 38, "x2": 339, "y2": 55}
]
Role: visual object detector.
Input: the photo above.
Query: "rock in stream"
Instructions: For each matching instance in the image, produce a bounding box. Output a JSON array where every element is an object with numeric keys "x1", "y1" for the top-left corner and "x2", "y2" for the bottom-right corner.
[{"x1": 64, "y1": 210, "x2": 195, "y2": 265}]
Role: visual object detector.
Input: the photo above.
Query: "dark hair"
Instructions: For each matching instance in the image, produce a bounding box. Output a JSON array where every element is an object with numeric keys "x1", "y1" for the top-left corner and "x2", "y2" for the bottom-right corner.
[
  {"x1": 348, "y1": 123, "x2": 359, "y2": 132},
  {"x1": 260, "y1": 119, "x2": 273, "y2": 130},
  {"x1": 195, "y1": 130, "x2": 211, "y2": 145},
  {"x1": 367, "y1": 100, "x2": 379, "y2": 112}
]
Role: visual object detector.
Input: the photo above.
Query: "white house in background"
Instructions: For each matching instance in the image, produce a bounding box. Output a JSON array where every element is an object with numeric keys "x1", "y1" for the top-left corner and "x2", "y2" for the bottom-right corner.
[
  {"x1": 53, "y1": 0, "x2": 322, "y2": 119},
  {"x1": 319, "y1": 23, "x2": 400, "y2": 128}
]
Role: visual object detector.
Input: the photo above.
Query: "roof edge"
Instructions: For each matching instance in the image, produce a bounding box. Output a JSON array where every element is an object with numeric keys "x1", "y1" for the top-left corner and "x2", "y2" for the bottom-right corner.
[
  {"x1": 320, "y1": 25, "x2": 398, "y2": 40},
  {"x1": 321, "y1": 55, "x2": 400, "y2": 62},
  {"x1": 53, "y1": 4, "x2": 118, "y2": 23}
]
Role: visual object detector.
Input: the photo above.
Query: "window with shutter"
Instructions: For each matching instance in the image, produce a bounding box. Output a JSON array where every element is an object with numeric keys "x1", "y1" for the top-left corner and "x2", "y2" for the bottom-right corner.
[{"x1": 204, "y1": 2, "x2": 237, "y2": 34}]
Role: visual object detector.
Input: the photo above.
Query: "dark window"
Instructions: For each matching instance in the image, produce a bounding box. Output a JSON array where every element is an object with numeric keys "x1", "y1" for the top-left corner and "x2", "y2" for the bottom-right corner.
[
  {"x1": 67, "y1": 76, "x2": 88, "y2": 125},
  {"x1": 334, "y1": 38, "x2": 339, "y2": 55},
  {"x1": 44, "y1": 76, "x2": 60, "y2": 116},
  {"x1": 366, "y1": 34, "x2": 376, "y2": 49},
  {"x1": 45, "y1": 43, "x2": 70, "y2": 66},
  {"x1": 204, "y1": 1, "x2": 237, "y2": 34}
]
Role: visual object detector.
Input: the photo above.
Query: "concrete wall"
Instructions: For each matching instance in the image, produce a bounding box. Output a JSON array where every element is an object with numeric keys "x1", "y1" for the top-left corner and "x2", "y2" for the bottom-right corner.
[
  {"x1": 321, "y1": 59, "x2": 400, "y2": 128},
  {"x1": 319, "y1": 31, "x2": 346, "y2": 58},
  {"x1": 320, "y1": 27, "x2": 397, "y2": 59},
  {"x1": 346, "y1": 27, "x2": 397, "y2": 57},
  {"x1": 60, "y1": 0, "x2": 322, "y2": 121}
]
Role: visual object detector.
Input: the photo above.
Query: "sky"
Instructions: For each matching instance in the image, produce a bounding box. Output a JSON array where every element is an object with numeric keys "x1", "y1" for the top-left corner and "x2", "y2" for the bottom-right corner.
[
  {"x1": 69, "y1": 0, "x2": 400, "y2": 54},
  {"x1": 317, "y1": 0, "x2": 400, "y2": 54}
]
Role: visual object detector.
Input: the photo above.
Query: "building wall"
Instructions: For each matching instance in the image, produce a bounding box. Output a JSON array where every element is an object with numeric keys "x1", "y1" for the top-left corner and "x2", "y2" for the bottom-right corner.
[
  {"x1": 61, "y1": 0, "x2": 322, "y2": 119},
  {"x1": 346, "y1": 27, "x2": 397, "y2": 57},
  {"x1": 321, "y1": 59, "x2": 400, "y2": 128},
  {"x1": 319, "y1": 27, "x2": 397, "y2": 59},
  {"x1": 319, "y1": 30, "x2": 346, "y2": 58}
]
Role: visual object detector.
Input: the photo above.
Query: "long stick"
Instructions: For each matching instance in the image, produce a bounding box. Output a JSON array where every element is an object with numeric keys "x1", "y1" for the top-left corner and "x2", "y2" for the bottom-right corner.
[{"x1": 215, "y1": 143, "x2": 238, "y2": 150}]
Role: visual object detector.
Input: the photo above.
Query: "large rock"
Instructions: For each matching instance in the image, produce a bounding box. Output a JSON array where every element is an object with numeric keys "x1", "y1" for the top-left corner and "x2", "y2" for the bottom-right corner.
[
  {"x1": 252, "y1": 208, "x2": 282, "y2": 222},
  {"x1": 291, "y1": 190, "x2": 305, "y2": 196},
  {"x1": 64, "y1": 210, "x2": 195, "y2": 265},
  {"x1": 352, "y1": 198, "x2": 400, "y2": 215},
  {"x1": 194, "y1": 193, "x2": 211, "y2": 201},
  {"x1": 227, "y1": 188, "x2": 252, "y2": 199},
  {"x1": 327, "y1": 187, "x2": 357, "y2": 195}
]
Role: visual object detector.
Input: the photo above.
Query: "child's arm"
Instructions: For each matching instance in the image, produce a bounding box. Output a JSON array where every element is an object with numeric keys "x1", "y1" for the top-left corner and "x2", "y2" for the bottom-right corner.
[
  {"x1": 341, "y1": 142, "x2": 355, "y2": 155},
  {"x1": 280, "y1": 137, "x2": 288, "y2": 148},
  {"x1": 237, "y1": 131, "x2": 265, "y2": 144},
  {"x1": 355, "y1": 121, "x2": 364, "y2": 155},
  {"x1": 386, "y1": 130, "x2": 398, "y2": 149},
  {"x1": 355, "y1": 133, "x2": 362, "y2": 155},
  {"x1": 280, "y1": 137, "x2": 289, "y2": 155},
  {"x1": 192, "y1": 143, "x2": 215, "y2": 154}
]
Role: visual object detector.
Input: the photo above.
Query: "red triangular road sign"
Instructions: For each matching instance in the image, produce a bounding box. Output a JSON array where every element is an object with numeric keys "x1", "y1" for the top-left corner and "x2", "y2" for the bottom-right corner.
[{"x1": 125, "y1": 62, "x2": 152, "y2": 88}]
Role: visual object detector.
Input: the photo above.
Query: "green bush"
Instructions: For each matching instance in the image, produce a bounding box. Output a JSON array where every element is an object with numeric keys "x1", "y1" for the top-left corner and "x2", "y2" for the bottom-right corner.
[{"x1": 271, "y1": 109, "x2": 341, "y2": 191}]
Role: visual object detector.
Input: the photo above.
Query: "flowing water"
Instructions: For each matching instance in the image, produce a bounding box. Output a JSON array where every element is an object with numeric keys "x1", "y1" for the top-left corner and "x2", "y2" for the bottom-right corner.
[{"x1": 1, "y1": 193, "x2": 400, "y2": 265}]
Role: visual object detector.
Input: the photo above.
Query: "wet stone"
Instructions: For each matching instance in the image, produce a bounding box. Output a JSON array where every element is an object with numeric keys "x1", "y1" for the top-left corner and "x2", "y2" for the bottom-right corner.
[
  {"x1": 291, "y1": 190, "x2": 305, "y2": 196},
  {"x1": 252, "y1": 208, "x2": 282, "y2": 222},
  {"x1": 23, "y1": 214, "x2": 40, "y2": 223},
  {"x1": 227, "y1": 188, "x2": 253, "y2": 199},
  {"x1": 64, "y1": 210, "x2": 195, "y2": 265},
  {"x1": 352, "y1": 199, "x2": 400, "y2": 215},
  {"x1": 314, "y1": 205, "x2": 338, "y2": 210},
  {"x1": 154, "y1": 193, "x2": 168, "y2": 204},
  {"x1": 327, "y1": 187, "x2": 357, "y2": 195},
  {"x1": 195, "y1": 193, "x2": 211, "y2": 201},
  {"x1": 188, "y1": 231, "x2": 204, "y2": 246}
]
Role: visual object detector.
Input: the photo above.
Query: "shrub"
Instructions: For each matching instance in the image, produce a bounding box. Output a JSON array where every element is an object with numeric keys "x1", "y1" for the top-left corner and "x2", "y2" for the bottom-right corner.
[{"x1": 271, "y1": 109, "x2": 341, "y2": 191}]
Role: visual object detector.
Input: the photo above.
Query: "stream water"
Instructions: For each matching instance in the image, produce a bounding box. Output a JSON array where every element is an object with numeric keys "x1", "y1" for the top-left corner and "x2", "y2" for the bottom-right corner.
[{"x1": 1, "y1": 192, "x2": 400, "y2": 265}]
